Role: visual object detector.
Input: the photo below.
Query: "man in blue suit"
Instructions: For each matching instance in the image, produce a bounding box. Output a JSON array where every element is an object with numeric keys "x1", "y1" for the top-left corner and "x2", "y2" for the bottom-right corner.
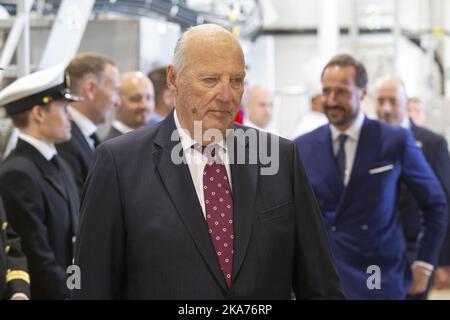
[
  {"x1": 72, "y1": 24, "x2": 344, "y2": 299},
  {"x1": 295, "y1": 54, "x2": 448, "y2": 299},
  {"x1": 375, "y1": 75, "x2": 450, "y2": 297}
]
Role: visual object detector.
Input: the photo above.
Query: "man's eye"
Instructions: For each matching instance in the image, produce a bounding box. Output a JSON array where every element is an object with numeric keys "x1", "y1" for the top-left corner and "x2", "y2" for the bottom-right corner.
[
  {"x1": 130, "y1": 95, "x2": 142, "y2": 102},
  {"x1": 230, "y1": 78, "x2": 243, "y2": 87},
  {"x1": 203, "y1": 78, "x2": 218, "y2": 85}
]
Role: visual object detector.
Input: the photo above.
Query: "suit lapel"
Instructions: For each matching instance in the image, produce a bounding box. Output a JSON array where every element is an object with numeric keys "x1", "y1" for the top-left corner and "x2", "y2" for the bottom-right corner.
[
  {"x1": 71, "y1": 121, "x2": 94, "y2": 163},
  {"x1": 43, "y1": 172, "x2": 68, "y2": 200},
  {"x1": 228, "y1": 128, "x2": 258, "y2": 282},
  {"x1": 317, "y1": 126, "x2": 345, "y2": 199},
  {"x1": 153, "y1": 113, "x2": 229, "y2": 291},
  {"x1": 334, "y1": 118, "x2": 380, "y2": 220},
  {"x1": 59, "y1": 159, "x2": 80, "y2": 235},
  {"x1": 15, "y1": 140, "x2": 68, "y2": 200}
]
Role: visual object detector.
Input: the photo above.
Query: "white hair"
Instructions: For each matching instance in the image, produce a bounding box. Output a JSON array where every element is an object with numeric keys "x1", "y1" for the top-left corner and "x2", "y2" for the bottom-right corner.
[{"x1": 171, "y1": 28, "x2": 192, "y2": 74}]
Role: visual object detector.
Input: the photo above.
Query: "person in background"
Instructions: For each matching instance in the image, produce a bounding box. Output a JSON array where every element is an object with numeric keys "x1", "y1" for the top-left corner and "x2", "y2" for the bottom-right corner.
[
  {"x1": 375, "y1": 75, "x2": 450, "y2": 298},
  {"x1": 0, "y1": 65, "x2": 80, "y2": 299},
  {"x1": 295, "y1": 54, "x2": 448, "y2": 299},
  {"x1": 242, "y1": 85, "x2": 277, "y2": 134},
  {"x1": 104, "y1": 71, "x2": 154, "y2": 141},
  {"x1": 292, "y1": 93, "x2": 328, "y2": 138},
  {"x1": 147, "y1": 66, "x2": 174, "y2": 126},
  {"x1": 56, "y1": 53, "x2": 120, "y2": 195},
  {"x1": 0, "y1": 198, "x2": 30, "y2": 300}
]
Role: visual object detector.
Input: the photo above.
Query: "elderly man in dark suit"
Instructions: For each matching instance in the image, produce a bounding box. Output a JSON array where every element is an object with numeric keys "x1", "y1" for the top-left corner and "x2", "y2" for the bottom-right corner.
[
  {"x1": 295, "y1": 54, "x2": 448, "y2": 299},
  {"x1": 73, "y1": 24, "x2": 344, "y2": 300},
  {"x1": 0, "y1": 65, "x2": 80, "y2": 299},
  {"x1": 375, "y1": 75, "x2": 450, "y2": 297}
]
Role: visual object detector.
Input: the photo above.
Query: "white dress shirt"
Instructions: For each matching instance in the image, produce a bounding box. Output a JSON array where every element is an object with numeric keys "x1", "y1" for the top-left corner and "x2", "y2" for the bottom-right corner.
[
  {"x1": 174, "y1": 110, "x2": 232, "y2": 218},
  {"x1": 68, "y1": 105, "x2": 97, "y2": 150},
  {"x1": 329, "y1": 111, "x2": 365, "y2": 186},
  {"x1": 112, "y1": 120, "x2": 134, "y2": 135},
  {"x1": 18, "y1": 132, "x2": 57, "y2": 160}
]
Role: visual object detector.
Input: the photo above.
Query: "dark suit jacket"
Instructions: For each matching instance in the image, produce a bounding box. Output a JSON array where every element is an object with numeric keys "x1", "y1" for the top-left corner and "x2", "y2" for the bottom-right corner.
[
  {"x1": 0, "y1": 197, "x2": 30, "y2": 299},
  {"x1": 56, "y1": 121, "x2": 94, "y2": 196},
  {"x1": 73, "y1": 112, "x2": 344, "y2": 299},
  {"x1": 399, "y1": 123, "x2": 450, "y2": 265},
  {"x1": 295, "y1": 118, "x2": 448, "y2": 299},
  {"x1": 0, "y1": 140, "x2": 79, "y2": 299},
  {"x1": 103, "y1": 126, "x2": 122, "y2": 142}
]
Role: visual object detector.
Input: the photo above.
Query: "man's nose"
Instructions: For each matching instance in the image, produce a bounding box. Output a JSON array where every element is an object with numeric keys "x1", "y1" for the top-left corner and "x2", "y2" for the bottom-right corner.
[
  {"x1": 380, "y1": 100, "x2": 392, "y2": 113},
  {"x1": 325, "y1": 91, "x2": 338, "y2": 106},
  {"x1": 216, "y1": 82, "x2": 233, "y2": 103}
]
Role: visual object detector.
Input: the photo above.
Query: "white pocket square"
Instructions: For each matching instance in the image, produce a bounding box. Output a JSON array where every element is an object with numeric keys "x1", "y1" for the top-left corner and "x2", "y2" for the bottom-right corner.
[{"x1": 369, "y1": 164, "x2": 394, "y2": 175}]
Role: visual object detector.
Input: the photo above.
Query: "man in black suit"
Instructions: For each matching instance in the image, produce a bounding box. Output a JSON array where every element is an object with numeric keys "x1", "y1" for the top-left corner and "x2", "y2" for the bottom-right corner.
[
  {"x1": 73, "y1": 24, "x2": 344, "y2": 299},
  {"x1": 0, "y1": 65, "x2": 80, "y2": 299},
  {"x1": 0, "y1": 198, "x2": 30, "y2": 300},
  {"x1": 375, "y1": 75, "x2": 450, "y2": 296},
  {"x1": 56, "y1": 53, "x2": 120, "y2": 195},
  {"x1": 104, "y1": 71, "x2": 154, "y2": 141}
]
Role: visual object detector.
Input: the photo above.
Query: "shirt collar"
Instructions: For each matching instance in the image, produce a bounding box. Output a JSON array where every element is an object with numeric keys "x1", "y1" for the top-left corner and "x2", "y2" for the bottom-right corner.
[
  {"x1": 173, "y1": 109, "x2": 228, "y2": 153},
  {"x1": 330, "y1": 110, "x2": 365, "y2": 142},
  {"x1": 112, "y1": 120, "x2": 134, "y2": 134},
  {"x1": 68, "y1": 105, "x2": 97, "y2": 138},
  {"x1": 18, "y1": 132, "x2": 57, "y2": 161}
]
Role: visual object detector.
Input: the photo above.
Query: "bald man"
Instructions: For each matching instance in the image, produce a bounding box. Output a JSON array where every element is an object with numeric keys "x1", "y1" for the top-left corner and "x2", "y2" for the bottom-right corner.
[
  {"x1": 243, "y1": 85, "x2": 277, "y2": 133},
  {"x1": 375, "y1": 76, "x2": 450, "y2": 297},
  {"x1": 73, "y1": 24, "x2": 343, "y2": 299},
  {"x1": 104, "y1": 71, "x2": 155, "y2": 141}
]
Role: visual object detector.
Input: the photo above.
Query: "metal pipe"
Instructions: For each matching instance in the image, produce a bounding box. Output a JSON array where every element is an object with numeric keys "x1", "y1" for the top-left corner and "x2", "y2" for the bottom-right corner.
[{"x1": 0, "y1": 0, "x2": 34, "y2": 82}]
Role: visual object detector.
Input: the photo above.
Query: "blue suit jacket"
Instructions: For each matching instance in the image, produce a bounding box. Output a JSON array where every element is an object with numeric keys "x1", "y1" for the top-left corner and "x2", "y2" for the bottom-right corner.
[{"x1": 295, "y1": 117, "x2": 448, "y2": 299}]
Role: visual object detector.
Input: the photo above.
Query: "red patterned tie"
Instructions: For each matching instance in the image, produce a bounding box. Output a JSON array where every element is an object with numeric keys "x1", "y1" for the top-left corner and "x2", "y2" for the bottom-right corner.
[{"x1": 202, "y1": 146, "x2": 234, "y2": 288}]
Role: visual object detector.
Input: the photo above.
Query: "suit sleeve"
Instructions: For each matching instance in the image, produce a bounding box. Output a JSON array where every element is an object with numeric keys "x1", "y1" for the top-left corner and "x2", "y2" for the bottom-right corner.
[
  {"x1": 291, "y1": 143, "x2": 345, "y2": 299},
  {"x1": 0, "y1": 170, "x2": 68, "y2": 299},
  {"x1": 401, "y1": 132, "x2": 448, "y2": 266},
  {"x1": 72, "y1": 144, "x2": 125, "y2": 299},
  {"x1": 430, "y1": 137, "x2": 450, "y2": 265},
  {"x1": 1, "y1": 199, "x2": 30, "y2": 299}
]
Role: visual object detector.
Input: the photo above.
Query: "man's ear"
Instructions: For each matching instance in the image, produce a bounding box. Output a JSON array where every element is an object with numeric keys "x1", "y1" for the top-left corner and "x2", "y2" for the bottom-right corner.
[
  {"x1": 360, "y1": 86, "x2": 367, "y2": 101},
  {"x1": 84, "y1": 75, "x2": 98, "y2": 101},
  {"x1": 30, "y1": 105, "x2": 46, "y2": 124},
  {"x1": 166, "y1": 65, "x2": 178, "y2": 96}
]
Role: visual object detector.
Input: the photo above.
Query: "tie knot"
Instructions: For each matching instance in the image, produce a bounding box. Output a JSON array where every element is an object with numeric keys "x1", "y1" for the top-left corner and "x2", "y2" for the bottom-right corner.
[
  {"x1": 90, "y1": 132, "x2": 100, "y2": 147},
  {"x1": 193, "y1": 144, "x2": 219, "y2": 161},
  {"x1": 338, "y1": 134, "x2": 348, "y2": 145},
  {"x1": 50, "y1": 155, "x2": 60, "y2": 169}
]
